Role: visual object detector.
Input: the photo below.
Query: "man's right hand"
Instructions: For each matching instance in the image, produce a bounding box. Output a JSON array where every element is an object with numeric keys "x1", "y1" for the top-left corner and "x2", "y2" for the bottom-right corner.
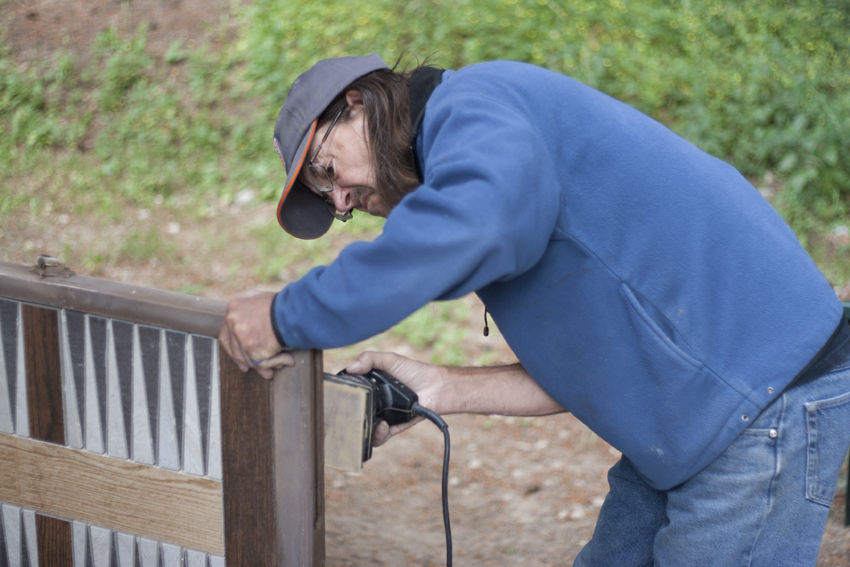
[
  {"x1": 346, "y1": 351, "x2": 447, "y2": 447},
  {"x1": 347, "y1": 351, "x2": 565, "y2": 448}
]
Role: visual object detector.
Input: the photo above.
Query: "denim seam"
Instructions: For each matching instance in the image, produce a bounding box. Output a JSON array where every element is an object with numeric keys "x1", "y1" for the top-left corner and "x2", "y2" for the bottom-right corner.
[
  {"x1": 739, "y1": 429, "x2": 774, "y2": 437},
  {"x1": 745, "y1": 395, "x2": 785, "y2": 567},
  {"x1": 805, "y1": 389, "x2": 850, "y2": 411},
  {"x1": 805, "y1": 408, "x2": 830, "y2": 506},
  {"x1": 744, "y1": 444, "x2": 780, "y2": 567}
]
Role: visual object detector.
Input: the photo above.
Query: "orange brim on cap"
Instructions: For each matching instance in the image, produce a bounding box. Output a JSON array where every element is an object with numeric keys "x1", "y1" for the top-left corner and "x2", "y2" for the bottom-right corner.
[{"x1": 275, "y1": 120, "x2": 335, "y2": 239}]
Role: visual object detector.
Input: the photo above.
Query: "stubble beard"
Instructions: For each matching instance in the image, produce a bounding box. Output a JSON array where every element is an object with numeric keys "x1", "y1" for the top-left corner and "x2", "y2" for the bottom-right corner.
[{"x1": 353, "y1": 179, "x2": 419, "y2": 217}]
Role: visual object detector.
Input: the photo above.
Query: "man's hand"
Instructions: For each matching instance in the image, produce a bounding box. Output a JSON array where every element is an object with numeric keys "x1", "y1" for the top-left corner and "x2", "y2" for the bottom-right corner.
[
  {"x1": 346, "y1": 351, "x2": 447, "y2": 448},
  {"x1": 347, "y1": 351, "x2": 566, "y2": 449},
  {"x1": 219, "y1": 290, "x2": 294, "y2": 379}
]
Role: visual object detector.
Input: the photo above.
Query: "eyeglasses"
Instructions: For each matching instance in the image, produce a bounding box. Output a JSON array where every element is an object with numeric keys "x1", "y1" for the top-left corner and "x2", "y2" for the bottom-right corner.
[
  {"x1": 307, "y1": 107, "x2": 352, "y2": 222},
  {"x1": 307, "y1": 106, "x2": 344, "y2": 193}
]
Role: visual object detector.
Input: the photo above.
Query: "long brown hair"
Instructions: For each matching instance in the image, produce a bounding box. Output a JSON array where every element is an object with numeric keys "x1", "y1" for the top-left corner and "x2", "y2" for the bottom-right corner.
[{"x1": 315, "y1": 67, "x2": 420, "y2": 209}]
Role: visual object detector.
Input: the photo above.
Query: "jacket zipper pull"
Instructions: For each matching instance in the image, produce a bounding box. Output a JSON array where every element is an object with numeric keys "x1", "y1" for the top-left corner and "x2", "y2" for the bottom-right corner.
[{"x1": 483, "y1": 309, "x2": 490, "y2": 337}]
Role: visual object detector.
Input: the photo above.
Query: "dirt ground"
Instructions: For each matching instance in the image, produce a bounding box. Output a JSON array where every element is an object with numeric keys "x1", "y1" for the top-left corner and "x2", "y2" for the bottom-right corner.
[{"x1": 2, "y1": 1, "x2": 850, "y2": 564}]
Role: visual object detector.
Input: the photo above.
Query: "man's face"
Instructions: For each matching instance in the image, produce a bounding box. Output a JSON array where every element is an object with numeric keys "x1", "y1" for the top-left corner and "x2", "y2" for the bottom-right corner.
[{"x1": 300, "y1": 90, "x2": 392, "y2": 218}]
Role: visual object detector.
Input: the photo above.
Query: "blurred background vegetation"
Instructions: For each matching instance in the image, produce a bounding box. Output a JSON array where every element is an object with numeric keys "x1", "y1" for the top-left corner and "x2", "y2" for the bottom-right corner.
[{"x1": 1, "y1": 0, "x2": 849, "y2": 364}]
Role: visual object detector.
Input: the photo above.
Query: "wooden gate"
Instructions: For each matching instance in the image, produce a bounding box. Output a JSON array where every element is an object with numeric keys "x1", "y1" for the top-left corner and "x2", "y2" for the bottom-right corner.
[{"x1": 0, "y1": 261, "x2": 324, "y2": 566}]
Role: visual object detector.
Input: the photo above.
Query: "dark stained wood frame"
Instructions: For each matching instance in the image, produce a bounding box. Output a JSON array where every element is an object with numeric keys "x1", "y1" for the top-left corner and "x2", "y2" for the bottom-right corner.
[
  {"x1": 0, "y1": 261, "x2": 325, "y2": 567},
  {"x1": 36, "y1": 514, "x2": 73, "y2": 567},
  {"x1": 274, "y1": 350, "x2": 325, "y2": 567},
  {"x1": 23, "y1": 305, "x2": 65, "y2": 446}
]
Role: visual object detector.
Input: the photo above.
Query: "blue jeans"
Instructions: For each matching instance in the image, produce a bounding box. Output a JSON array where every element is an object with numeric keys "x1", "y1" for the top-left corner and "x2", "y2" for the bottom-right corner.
[{"x1": 575, "y1": 323, "x2": 850, "y2": 567}]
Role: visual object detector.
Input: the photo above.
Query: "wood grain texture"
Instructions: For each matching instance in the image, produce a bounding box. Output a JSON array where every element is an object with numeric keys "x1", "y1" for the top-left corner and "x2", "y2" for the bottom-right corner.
[
  {"x1": 23, "y1": 305, "x2": 65, "y2": 445},
  {"x1": 36, "y1": 514, "x2": 72, "y2": 567},
  {"x1": 0, "y1": 433, "x2": 223, "y2": 554},
  {"x1": 219, "y1": 352, "x2": 275, "y2": 567},
  {"x1": 0, "y1": 262, "x2": 225, "y2": 338},
  {"x1": 323, "y1": 378, "x2": 370, "y2": 473},
  {"x1": 273, "y1": 350, "x2": 325, "y2": 567}
]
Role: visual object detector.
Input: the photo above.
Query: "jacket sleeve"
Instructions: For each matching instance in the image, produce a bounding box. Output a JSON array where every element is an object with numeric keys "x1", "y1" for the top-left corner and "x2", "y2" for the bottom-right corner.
[{"x1": 273, "y1": 91, "x2": 562, "y2": 349}]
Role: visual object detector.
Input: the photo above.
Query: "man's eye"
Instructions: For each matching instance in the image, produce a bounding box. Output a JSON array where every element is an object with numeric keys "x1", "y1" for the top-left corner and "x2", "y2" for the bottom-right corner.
[{"x1": 326, "y1": 163, "x2": 335, "y2": 177}]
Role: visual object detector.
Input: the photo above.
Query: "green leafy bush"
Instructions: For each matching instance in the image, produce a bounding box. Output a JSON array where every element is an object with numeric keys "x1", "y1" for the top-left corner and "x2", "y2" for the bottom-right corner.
[{"x1": 237, "y1": 0, "x2": 850, "y2": 222}]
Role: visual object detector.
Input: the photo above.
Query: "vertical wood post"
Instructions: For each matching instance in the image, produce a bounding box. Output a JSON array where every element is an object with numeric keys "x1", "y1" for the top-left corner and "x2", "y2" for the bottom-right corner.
[
  {"x1": 273, "y1": 350, "x2": 325, "y2": 567},
  {"x1": 219, "y1": 347, "x2": 324, "y2": 566},
  {"x1": 220, "y1": 354, "x2": 276, "y2": 566}
]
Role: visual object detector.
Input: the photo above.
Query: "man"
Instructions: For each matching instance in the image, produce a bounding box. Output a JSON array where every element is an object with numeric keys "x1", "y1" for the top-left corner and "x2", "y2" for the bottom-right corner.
[{"x1": 219, "y1": 54, "x2": 850, "y2": 566}]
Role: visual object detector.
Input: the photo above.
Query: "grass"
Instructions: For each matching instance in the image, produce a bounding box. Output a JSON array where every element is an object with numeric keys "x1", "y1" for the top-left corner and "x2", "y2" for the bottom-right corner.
[
  {"x1": 1, "y1": 0, "x2": 849, "y2": 364},
  {"x1": 390, "y1": 302, "x2": 470, "y2": 366},
  {"x1": 119, "y1": 227, "x2": 176, "y2": 264}
]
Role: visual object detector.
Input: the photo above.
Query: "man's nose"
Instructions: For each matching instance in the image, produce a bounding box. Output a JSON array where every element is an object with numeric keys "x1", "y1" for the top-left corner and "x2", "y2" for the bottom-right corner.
[{"x1": 330, "y1": 185, "x2": 354, "y2": 212}]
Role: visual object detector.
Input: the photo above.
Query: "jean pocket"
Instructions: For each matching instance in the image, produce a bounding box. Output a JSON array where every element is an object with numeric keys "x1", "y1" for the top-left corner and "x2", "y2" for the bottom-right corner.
[{"x1": 805, "y1": 388, "x2": 850, "y2": 506}]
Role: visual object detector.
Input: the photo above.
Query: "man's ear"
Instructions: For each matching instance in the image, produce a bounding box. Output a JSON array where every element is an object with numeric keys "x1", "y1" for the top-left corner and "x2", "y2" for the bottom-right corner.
[{"x1": 345, "y1": 90, "x2": 365, "y2": 114}]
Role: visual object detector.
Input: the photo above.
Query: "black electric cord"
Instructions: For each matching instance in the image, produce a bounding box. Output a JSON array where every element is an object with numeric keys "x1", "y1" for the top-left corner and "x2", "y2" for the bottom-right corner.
[
  {"x1": 346, "y1": 369, "x2": 452, "y2": 566},
  {"x1": 412, "y1": 402, "x2": 452, "y2": 567}
]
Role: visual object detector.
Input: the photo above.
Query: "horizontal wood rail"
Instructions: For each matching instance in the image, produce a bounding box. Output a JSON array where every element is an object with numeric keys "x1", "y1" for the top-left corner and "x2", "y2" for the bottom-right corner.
[{"x1": 0, "y1": 261, "x2": 225, "y2": 337}]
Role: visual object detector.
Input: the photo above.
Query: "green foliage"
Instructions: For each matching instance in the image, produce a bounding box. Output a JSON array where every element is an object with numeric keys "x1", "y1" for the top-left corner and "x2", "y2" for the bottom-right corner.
[
  {"x1": 119, "y1": 227, "x2": 175, "y2": 263},
  {"x1": 250, "y1": 220, "x2": 338, "y2": 282},
  {"x1": 0, "y1": 47, "x2": 88, "y2": 150},
  {"x1": 0, "y1": 25, "x2": 278, "y2": 211},
  {"x1": 0, "y1": 191, "x2": 27, "y2": 217},
  {"x1": 91, "y1": 27, "x2": 155, "y2": 111},
  {"x1": 178, "y1": 283, "x2": 207, "y2": 295},
  {"x1": 390, "y1": 301, "x2": 470, "y2": 365},
  {"x1": 237, "y1": 0, "x2": 850, "y2": 223},
  {"x1": 248, "y1": 212, "x2": 384, "y2": 283},
  {"x1": 86, "y1": 29, "x2": 273, "y2": 202},
  {"x1": 164, "y1": 41, "x2": 191, "y2": 65}
]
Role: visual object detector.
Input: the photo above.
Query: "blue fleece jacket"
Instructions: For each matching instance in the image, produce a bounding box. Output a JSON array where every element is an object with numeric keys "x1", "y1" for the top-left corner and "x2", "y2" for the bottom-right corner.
[{"x1": 273, "y1": 61, "x2": 842, "y2": 489}]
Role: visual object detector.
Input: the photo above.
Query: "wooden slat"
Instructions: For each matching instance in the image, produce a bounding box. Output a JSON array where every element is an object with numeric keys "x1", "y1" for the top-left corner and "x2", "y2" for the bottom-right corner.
[
  {"x1": 36, "y1": 514, "x2": 72, "y2": 567},
  {"x1": 324, "y1": 376, "x2": 371, "y2": 473},
  {"x1": 273, "y1": 350, "x2": 325, "y2": 567},
  {"x1": 0, "y1": 262, "x2": 225, "y2": 338},
  {"x1": 23, "y1": 305, "x2": 64, "y2": 445},
  {"x1": 0, "y1": 433, "x2": 224, "y2": 554},
  {"x1": 219, "y1": 353, "x2": 275, "y2": 566}
]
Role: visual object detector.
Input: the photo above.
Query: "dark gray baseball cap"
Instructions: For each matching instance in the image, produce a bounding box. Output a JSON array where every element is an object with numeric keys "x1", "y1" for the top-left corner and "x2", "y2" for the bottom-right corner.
[{"x1": 273, "y1": 54, "x2": 389, "y2": 239}]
